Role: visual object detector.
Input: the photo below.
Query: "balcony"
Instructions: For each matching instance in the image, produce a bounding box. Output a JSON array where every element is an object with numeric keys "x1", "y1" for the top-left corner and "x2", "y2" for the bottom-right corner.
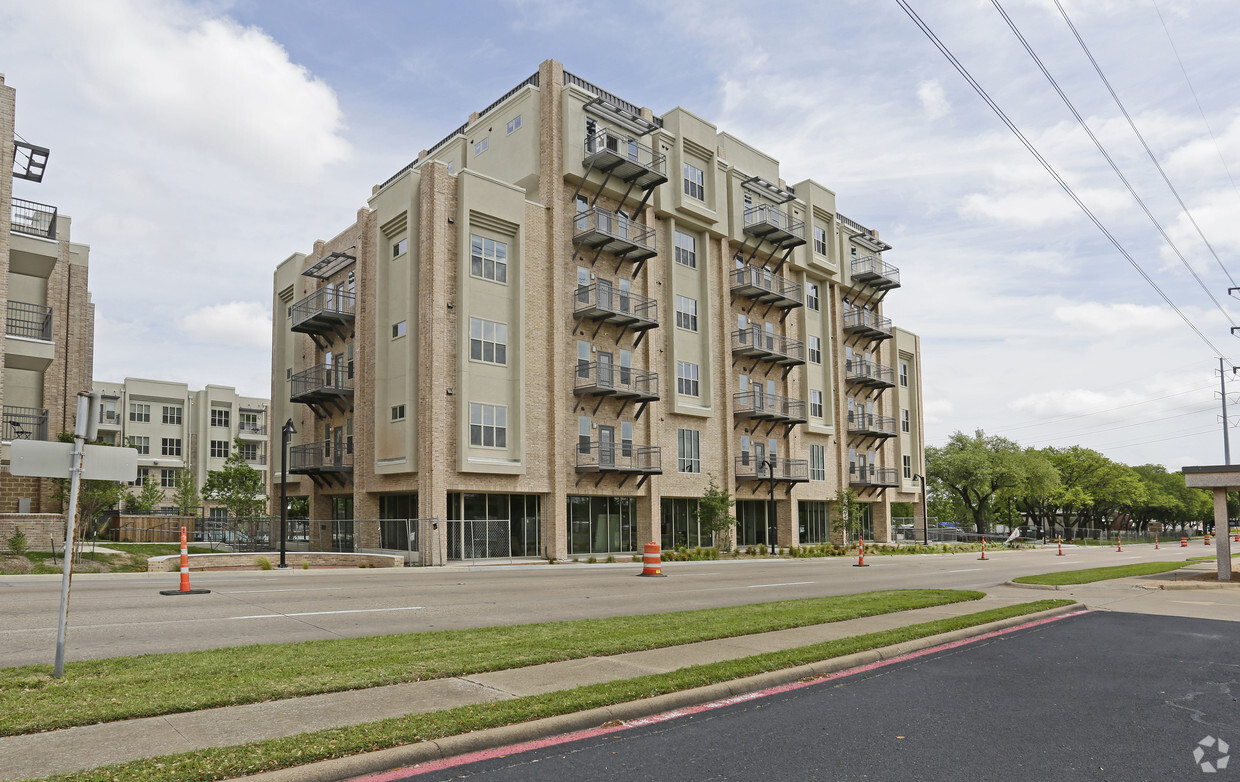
[
  {"x1": 572, "y1": 207, "x2": 658, "y2": 263},
  {"x1": 843, "y1": 309, "x2": 893, "y2": 342},
  {"x1": 733, "y1": 390, "x2": 807, "y2": 425},
  {"x1": 844, "y1": 359, "x2": 896, "y2": 390},
  {"x1": 575, "y1": 442, "x2": 662, "y2": 475},
  {"x1": 289, "y1": 441, "x2": 353, "y2": 475},
  {"x1": 290, "y1": 287, "x2": 355, "y2": 339},
  {"x1": 730, "y1": 266, "x2": 803, "y2": 310},
  {"x1": 99, "y1": 409, "x2": 122, "y2": 428},
  {"x1": 290, "y1": 364, "x2": 354, "y2": 406},
  {"x1": 743, "y1": 205, "x2": 806, "y2": 249},
  {"x1": 731, "y1": 325, "x2": 804, "y2": 367},
  {"x1": 847, "y1": 411, "x2": 898, "y2": 439},
  {"x1": 574, "y1": 283, "x2": 659, "y2": 332},
  {"x1": 3, "y1": 406, "x2": 48, "y2": 441},
  {"x1": 6, "y1": 301, "x2": 53, "y2": 341},
  {"x1": 574, "y1": 362, "x2": 659, "y2": 403},
  {"x1": 734, "y1": 455, "x2": 809, "y2": 484},
  {"x1": 238, "y1": 422, "x2": 267, "y2": 438},
  {"x1": 583, "y1": 130, "x2": 668, "y2": 190},
  {"x1": 852, "y1": 255, "x2": 901, "y2": 291},
  {"x1": 11, "y1": 198, "x2": 57, "y2": 240},
  {"x1": 850, "y1": 465, "x2": 899, "y2": 489}
]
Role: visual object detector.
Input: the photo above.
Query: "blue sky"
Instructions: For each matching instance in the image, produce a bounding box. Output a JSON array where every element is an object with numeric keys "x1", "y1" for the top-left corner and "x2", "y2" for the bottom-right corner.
[{"x1": 3, "y1": 0, "x2": 1240, "y2": 470}]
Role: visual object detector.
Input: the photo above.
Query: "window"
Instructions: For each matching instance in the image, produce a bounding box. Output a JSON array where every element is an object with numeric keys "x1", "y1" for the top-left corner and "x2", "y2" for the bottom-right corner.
[
  {"x1": 677, "y1": 429, "x2": 700, "y2": 473},
  {"x1": 129, "y1": 403, "x2": 150, "y2": 423},
  {"x1": 470, "y1": 235, "x2": 508, "y2": 283},
  {"x1": 392, "y1": 321, "x2": 407, "y2": 338},
  {"x1": 900, "y1": 362, "x2": 909, "y2": 387},
  {"x1": 806, "y1": 282, "x2": 819, "y2": 311},
  {"x1": 676, "y1": 361, "x2": 700, "y2": 397},
  {"x1": 210, "y1": 440, "x2": 229, "y2": 459},
  {"x1": 210, "y1": 409, "x2": 230, "y2": 428},
  {"x1": 675, "y1": 295, "x2": 698, "y2": 332},
  {"x1": 242, "y1": 443, "x2": 259, "y2": 462},
  {"x1": 902, "y1": 409, "x2": 911, "y2": 433},
  {"x1": 903, "y1": 454, "x2": 913, "y2": 479},
  {"x1": 469, "y1": 317, "x2": 508, "y2": 365},
  {"x1": 674, "y1": 231, "x2": 696, "y2": 268},
  {"x1": 683, "y1": 163, "x2": 704, "y2": 200},
  {"x1": 161, "y1": 438, "x2": 181, "y2": 457},
  {"x1": 810, "y1": 390, "x2": 823, "y2": 418},
  {"x1": 162, "y1": 405, "x2": 181, "y2": 425},
  {"x1": 469, "y1": 403, "x2": 507, "y2": 448},
  {"x1": 810, "y1": 444, "x2": 826, "y2": 481},
  {"x1": 578, "y1": 416, "x2": 591, "y2": 455},
  {"x1": 393, "y1": 238, "x2": 408, "y2": 257},
  {"x1": 506, "y1": 115, "x2": 521, "y2": 134},
  {"x1": 391, "y1": 405, "x2": 406, "y2": 421},
  {"x1": 474, "y1": 137, "x2": 488, "y2": 155},
  {"x1": 346, "y1": 417, "x2": 354, "y2": 454},
  {"x1": 131, "y1": 467, "x2": 149, "y2": 487},
  {"x1": 814, "y1": 226, "x2": 828, "y2": 256},
  {"x1": 239, "y1": 411, "x2": 259, "y2": 432},
  {"x1": 130, "y1": 436, "x2": 150, "y2": 455},
  {"x1": 808, "y1": 335, "x2": 821, "y2": 364},
  {"x1": 161, "y1": 468, "x2": 176, "y2": 488}
]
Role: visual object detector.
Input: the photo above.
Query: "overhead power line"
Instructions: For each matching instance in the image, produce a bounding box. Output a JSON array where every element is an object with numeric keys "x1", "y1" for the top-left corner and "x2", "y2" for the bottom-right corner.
[
  {"x1": 993, "y1": 383, "x2": 1215, "y2": 434},
  {"x1": 1021, "y1": 404, "x2": 1216, "y2": 446}
]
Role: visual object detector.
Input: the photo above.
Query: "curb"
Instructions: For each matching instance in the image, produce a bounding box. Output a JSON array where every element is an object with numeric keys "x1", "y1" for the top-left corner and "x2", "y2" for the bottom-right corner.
[
  {"x1": 1136, "y1": 581, "x2": 1240, "y2": 590},
  {"x1": 1004, "y1": 580, "x2": 1063, "y2": 591},
  {"x1": 239, "y1": 603, "x2": 1082, "y2": 781}
]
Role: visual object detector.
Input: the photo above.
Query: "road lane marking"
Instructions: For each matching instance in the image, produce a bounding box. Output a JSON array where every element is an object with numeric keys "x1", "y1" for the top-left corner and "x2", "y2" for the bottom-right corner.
[
  {"x1": 947, "y1": 568, "x2": 983, "y2": 573},
  {"x1": 230, "y1": 607, "x2": 423, "y2": 619},
  {"x1": 214, "y1": 587, "x2": 346, "y2": 594},
  {"x1": 746, "y1": 581, "x2": 814, "y2": 588}
]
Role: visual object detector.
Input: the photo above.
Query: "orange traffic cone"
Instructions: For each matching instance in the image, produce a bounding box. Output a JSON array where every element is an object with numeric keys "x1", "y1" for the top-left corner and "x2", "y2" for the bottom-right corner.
[
  {"x1": 1057, "y1": 537, "x2": 1064, "y2": 556},
  {"x1": 160, "y1": 527, "x2": 211, "y2": 596},
  {"x1": 1117, "y1": 535, "x2": 1122, "y2": 553},
  {"x1": 978, "y1": 535, "x2": 988, "y2": 561},
  {"x1": 853, "y1": 535, "x2": 869, "y2": 567},
  {"x1": 638, "y1": 542, "x2": 665, "y2": 577}
]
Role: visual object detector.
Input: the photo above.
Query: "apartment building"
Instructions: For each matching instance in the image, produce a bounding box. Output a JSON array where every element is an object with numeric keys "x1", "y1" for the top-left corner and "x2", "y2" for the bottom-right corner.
[
  {"x1": 271, "y1": 59, "x2": 924, "y2": 562},
  {"x1": 0, "y1": 74, "x2": 95, "y2": 513},
  {"x1": 92, "y1": 378, "x2": 270, "y2": 517}
]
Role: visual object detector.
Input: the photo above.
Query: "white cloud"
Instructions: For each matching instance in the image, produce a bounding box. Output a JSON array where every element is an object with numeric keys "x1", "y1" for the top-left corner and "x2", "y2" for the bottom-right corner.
[
  {"x1": 1051, "y1": 302, "x2": 1184, "y2": 334},
  {"x1": 917, "y1": 80, "x2": 950, "y2": 120},
  {"x1": 179, "y1": 302, "x2": 272, "y2": 349}
]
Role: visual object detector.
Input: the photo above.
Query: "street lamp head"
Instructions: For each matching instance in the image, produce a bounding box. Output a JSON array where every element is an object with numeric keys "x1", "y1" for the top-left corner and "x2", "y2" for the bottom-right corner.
[{"x1": 283, "y1": 419, "x2": 296, "y2": 436}]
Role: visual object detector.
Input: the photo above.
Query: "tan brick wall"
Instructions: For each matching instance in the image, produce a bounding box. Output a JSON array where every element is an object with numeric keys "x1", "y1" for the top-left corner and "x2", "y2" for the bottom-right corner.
[
  {"x1": 0, "y1": 513, "x2": 63, "y2": 551},
  {"x1": 147, "y1": 551, "x2": 401, "y2": 571}
]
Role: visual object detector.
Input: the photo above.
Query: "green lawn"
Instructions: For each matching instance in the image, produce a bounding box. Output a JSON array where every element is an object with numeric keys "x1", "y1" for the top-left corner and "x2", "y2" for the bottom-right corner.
[
  {"x1": 1, "y1": 589, "x2": 983, "y2": 736},
  {"x1": 1013, "y1": 561, "x2": 1190, "y2": 585}
]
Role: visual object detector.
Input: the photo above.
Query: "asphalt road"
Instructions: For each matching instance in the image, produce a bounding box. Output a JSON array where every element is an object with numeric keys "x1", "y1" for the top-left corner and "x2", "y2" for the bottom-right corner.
[
  {"x1": 0, "y1": 541, "x2": 1224, "y2": 667},
  {"x1": 385, "y1": 611, "x2": 1240, "y2": 781}
]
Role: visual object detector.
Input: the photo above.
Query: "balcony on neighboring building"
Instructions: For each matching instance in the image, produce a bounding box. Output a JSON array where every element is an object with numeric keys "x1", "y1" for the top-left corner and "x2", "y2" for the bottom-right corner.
[
  {"x1": 847, "y1": 411, "x2": 898, "y2": 439},
  {"x1": 574, "y1": 282, "x2": 659, "y2": 334},
  {"x1": 730, "y1": 266, "x2": 803, "y2": 310},
  {"x1": 6, "y1": 301, "x2": 52, "y2": 341},
  {"x1": 290, "y1": 287, "x2": 355, "y2": 342},
  {"x1": 743, "y1": 204, "x2": 806, "y2": 249},
  {"x1": 731, "y1": 325, "x2": 805, "y2": 367},
  {"x1": 852, "y1": 255, "x2": 901, "y2": 291},
  {"x1": 10, "y1": 198, "x2": 57, "y2": 240},
  {"x1": 572, "y1": 207, "x2": 658, "y2": 263},
  {"x1": 850, "y1": 465, "x2": 899, "y2": 489},
  {"x1": 843, "y1": 308, "x2": 894, "y2": 342},
  {"x1": 573, "y1": 362, "x2": 659, "y2": 404},
  {"x1": 238, "y1": 422, "x2": 267, "y2": 438},
  {"x1": 733, "y1": 390, "x2": 807, "y2": 425},
  {"x1": 734, "y1": 455, "x2": 810, "y2": 484},
  {"x1": 582, "y1": 129, "x2": 669, "y2": 190},
  {"x1": 99, "y1": 409, "x2": 122, "y2": 428},
  {"x1": 844, "y1": 359, "x2": 896, "y2": 390},
  {"x1": 290, "y1": 364, "x2": 354, "y2": 409},
  {"x1": 288, "y1": 441, "x2": 353, "y2": 477},
  {"x1": 2, "y1": 406, "x2": 48, "y2": 441},
  {"x1": 575, "y1": 442, "x2": 662, "y2": 475}
]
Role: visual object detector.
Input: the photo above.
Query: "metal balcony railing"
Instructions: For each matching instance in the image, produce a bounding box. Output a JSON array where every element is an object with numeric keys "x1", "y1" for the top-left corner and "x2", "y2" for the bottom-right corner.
[
  {"x1": 11, "y1": 198, "x2": 57, "y2": 240},
  {"x1": 572, "y1": 207, "x2": 658, "y2": 262},
  {"x1": 574, "y1": 362, "x2": 659, "y2": 402},
  {"x1": 238, "y1": 422, "x2": 267, "y2": 436},
  {"x1": 574, "y1": 283, "x2": 659, "y2": 331},
  {"x1": 2, "y1": 405, "x2": 48, "y2": 441},
  {"x1": 290, "y1": 287, "x2": 356, "y2": 335},
  {"x1": 290, "y1": 363, "x2": 354, "y2": 404},
  {"x1": 847, "y1": 411, "x2": 898, "y2": 438},
  {"x1": 583, "y1": 130, "x2": 668, "y2": 190},
  {"x1": 733, "y1": 390, "x2": 807, "y2": 424},
  {"x1": 289, "y1": 441, "x2": 354, "y2": 473},
  {"x1": 843, "y1": 308, "x2": 894, "y2": 341},
  {"x1": 575, "y1": 441, "x2": 662, "y2": 474},
  {"x1": 245, "y1": 453, "x2": 268, "y2": 466},
  {"x1": 100, "y1": 409, "x2": 122, "y2": 426},
  {"x1": 845, "y1": 359, "x2": 896, "y2": 389},
  {"x1": 734, "y1": 455, "x2": 809, "y2": 483},
  {"x1": 850, "y1": 465, "x2": 899, "y2": 488},
  {"x1": 730, "y1": 266, "x2": 803, "y2": 309},
  {"x1": 852, "y1": 255, "x2": 901, "y2": 290},
  {"x1": 6, "y1": 301, "x2": 52, "y2": 341},
  {"x1": 731, "y1": 325, "x2": 805, "y2": 366},
  {"x1": 743, "y1": 204, "x2": 806, "y2": 248}
]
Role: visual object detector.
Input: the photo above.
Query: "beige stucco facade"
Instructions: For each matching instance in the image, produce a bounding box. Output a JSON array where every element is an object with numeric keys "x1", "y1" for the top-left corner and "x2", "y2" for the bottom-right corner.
[{"x1": 270, "y1": 60, "x2": 925, "y2": 562}]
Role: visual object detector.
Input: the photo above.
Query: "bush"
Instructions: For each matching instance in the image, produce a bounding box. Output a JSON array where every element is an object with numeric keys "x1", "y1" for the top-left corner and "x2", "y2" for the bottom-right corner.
[
  {"x1": 6, "y1": 529, "x2": 28, "y2": 556},
  {"x1": 255, "y1": 556, "x2": 273, "y2": 570},
  {"x1": 586, "y1": 556, "x2": 597, "y2": 564},
  {"x1": 757, "y1": 544, "x2": 768, "y2": 556},
  {"x1": 302, "y1": 561, "x2": 310, "y2": 570},
  {"x1": 606, "y1": 554, "x2": 616, "y2": 564}
]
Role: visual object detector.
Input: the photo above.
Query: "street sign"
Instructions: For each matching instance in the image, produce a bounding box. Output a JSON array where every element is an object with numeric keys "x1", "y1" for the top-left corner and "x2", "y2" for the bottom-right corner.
[{"x1": 9, "y1": 440, "x2": 138, "y2": 481}]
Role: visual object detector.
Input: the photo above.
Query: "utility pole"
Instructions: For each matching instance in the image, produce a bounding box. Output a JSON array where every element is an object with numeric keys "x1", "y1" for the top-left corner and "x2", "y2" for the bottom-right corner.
[{"x1": 1222, "y1": 357, "x2": 1234, "y2": 465}]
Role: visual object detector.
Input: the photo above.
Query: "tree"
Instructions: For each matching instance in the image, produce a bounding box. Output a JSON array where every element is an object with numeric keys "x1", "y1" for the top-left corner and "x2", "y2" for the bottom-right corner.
[
  {"x1": 695, "y1": 475, "x2": 735, "y2": 552},
  {"x1": 50, "y1": 432, "x2": 132, "y2": 539},
  {"x1": 832, "y1": 488, "x2": 864, "y2": 543},
  {"x1": 172, "y1": 469, "x2": 201, "y2": 516},
  {"x1": 927, "y1": 430, "x2": 1057, "y2": 534},
  {"x1": 127, "y1": 473, "x2": 164, "y2": 514},
  {"x1": 203, "y1": 437, "x2": 268, "y2": 519}
]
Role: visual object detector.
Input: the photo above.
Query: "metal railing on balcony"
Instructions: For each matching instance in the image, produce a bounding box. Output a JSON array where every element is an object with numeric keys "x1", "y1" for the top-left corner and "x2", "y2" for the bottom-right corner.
[
  {"x1": 743, "y1": 204, "x2": 806, "y2": 248},
  {"x1": 2, "y1": 405, "x2": 48, "y2": 441},
  {"x1": 850, "y1": 465, "x2": 899, "y2": 488},
  {"x1": 583, "y1": 130, "x2": 668, "y2": 189},
  {"x1": 733, "y1": 390, "x2": 807, "y2": 424},
  {"x1": 290, "y1": 364, "x2": 354, "y2": 404},
  {"x1": 238, "y1": 422, "x2": 267, "y2": 436},
  {"x1": 6, "y1": 301, "x2": 52, "y2": 341},
  {"x1": 100, "y1": 409, "x2": 122, "y2": 426},
  {"x1": 575, "y1": 442, "x2": 662, "y2": 474},
  {"x1": 845, "y1": 359, "x2": 896, "y2": 389},
  {"x1": 734, "y1": 455, "x2": 810, "y2": 483},
  {"x1": 573, "y1": 362, "x2": 659, "y2": 402},
  {"x1": 290, "y1": 287, "x2": 356, "y2": 335},
  {"x1": 245, "y1": 453, "x2": 268, "y2": 466},
  {"x1": 574, "y1": 282, "x2": 659, "y2": 331},
  {"x1": 730, "y1": 266, "x2": 803, "y2": 309},
  {"x1": 843, "y1": 308, "x2": 894, "y2": 341},
  {"x1": 11, "y1": 198, "x2": 57, "y2": 240},
  {"x1": 731, "y1": 325, "x2": 805, "y2": 366},
  {"x1": 852, "y1": 255, "x2": 901, "y2": 290},
  {"x1": 289, "y1": 441, "x2": 354, "y2": 473},
  {"x1": 572, "y1": 207, "x2": 658, "y2": 262},
  {"x1": 847, "y1": 411, "x2": 898, "y2": 438}
]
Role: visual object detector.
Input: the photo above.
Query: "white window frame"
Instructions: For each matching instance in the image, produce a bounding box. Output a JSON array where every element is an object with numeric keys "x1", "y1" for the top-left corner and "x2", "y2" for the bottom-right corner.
[
  {"x1": 683, "y1": 162, "x2": 705, "y2": 200},
  {"x1": 809, "y1": 389, "x2": 823, "y2": 418},
  {"x1": 806, "y1": 282, "x2": 820, "y2": 311},
  {"x1": 392, "y1": 238, "x2": 408, "y2": 258},
  {"x1": 676, "y1": 361, "x2": 700, "y2": 397},
  {"x1": 677, "y1": 428, "x2": 701, "y2": 473},
  {"x1": 675, "y1": 295, "x2": 698, "y2": 332},
  {"x1": 391, "y1": 405, "x2": 406, "y2": 421},
  {"x1": 162, "y1": 405, "x2": 182, "y2": 425},
  {"x1": 161, "y1": 437, "x2": 181, "y2": 457},
  {"x1": 210, "y1": 440, "x2": 229, "y2": 459},
  {"x1": 130, "y1": 436, "x2": 150, "y2": 455},
  {"x1": 392, "y1": 321, "x2": 407, "y2": 339},
  {"x1": 469, "y1": 317, "x2": 508, "y2": 365},
  {"x1": 808, "y1": 335, "x2": 821, "y2": 364},
  {"x1": 474, "y1": 137, "x2": 488, "y2": 155},
  {"x1": 470, "y1": 235, "x2": 509, "y2": 283},
  {"x1": 900, "y1": 362, "x2": 909, "y2": 387},
  {"x1": 469, "y1": 403, "x2": 508, "y2": 449},
  {"x1": 506, "y1": 115, "x2": 522, "y2": 134},
  {"x1": 903, "y1": 454, "x2": 913, "y2": 479},
  {"x1": 674, "y1": 231, "x2": 696, "y2": 269},
  {"x1": 129, "y1": 403, "x2": 150, "y2": 423},
  {"x1": 902, "y1": 408, "x2": 911, "y2": 433},
  {"x1": 813, "y1": 226, "x2": 827, "y2": 256},
  {"x1": 210, "y1": 409, "x2": 230, "y2": 429},
  {"x1": 161, "y1": 468, "x2": 176, "y2": 488},
  {"x1": 810, "y1": 444, "x2": 826, "y2": 481}
]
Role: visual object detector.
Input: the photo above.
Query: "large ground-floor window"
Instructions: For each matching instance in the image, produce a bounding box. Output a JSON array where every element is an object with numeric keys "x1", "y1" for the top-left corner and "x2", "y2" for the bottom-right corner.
[
  {"x1": 662, "y1": 497, "x2": 711, "y2": 550},
  {"x1": 379, "y1": 493, "x2": 418, "y2": 550},
  {"x1": 798, "y1": 500, "x2": 830, "y2": 544},
  {"x1": 446, "y1": 492, "x2": 542, "y2": 559},
  {"x1": 331, "y1": 496, "x2": 354, "y2": 551},
  {"x1": 736, "y1": 500, "x2": 776, "y2": 548},
  {"x1": 568, "y1": 495, "x2": 636, "y2": 555}
]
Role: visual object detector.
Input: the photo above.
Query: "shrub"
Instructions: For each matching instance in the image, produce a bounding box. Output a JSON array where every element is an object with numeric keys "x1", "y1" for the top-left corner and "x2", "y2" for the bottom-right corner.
[
  {"x1": 586, "y1": 556, "x2": 597, "y2": 564},
  {"x1": 302, "y1": 561, "x2": 310, "y2": 570},
  {"x1": 757, "y1": 544, "x2": 768, "y2": 556},
  {"x1": 6, "y1": 529, "x2": 28, "y2": 556},
  {"x1": 255, "y1": 556, "x2": 273, "y2": 570},
  {"x1": 606, "y1": 554, "x2": 616, "y2": 564}
]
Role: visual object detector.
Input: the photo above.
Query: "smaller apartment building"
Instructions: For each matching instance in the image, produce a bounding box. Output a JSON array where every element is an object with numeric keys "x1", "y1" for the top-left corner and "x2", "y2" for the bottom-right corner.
[{"x1": 92, "y1": 378, "x2": 270, "y2": 517}]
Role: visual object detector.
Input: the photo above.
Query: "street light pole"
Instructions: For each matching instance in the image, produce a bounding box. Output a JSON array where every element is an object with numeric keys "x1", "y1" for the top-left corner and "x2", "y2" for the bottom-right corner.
[{"x1": 279, "y1": 418, "x2": 296, "y2": 569}]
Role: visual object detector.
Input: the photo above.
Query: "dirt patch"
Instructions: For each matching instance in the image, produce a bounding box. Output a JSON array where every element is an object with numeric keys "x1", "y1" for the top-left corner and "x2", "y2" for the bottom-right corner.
[
  {"x1": 0, "y1": 555, "x2": 33, "y2": 574},
  {"x1": 1180, "y1": 571, "x2": 1239, "y2": 582}
]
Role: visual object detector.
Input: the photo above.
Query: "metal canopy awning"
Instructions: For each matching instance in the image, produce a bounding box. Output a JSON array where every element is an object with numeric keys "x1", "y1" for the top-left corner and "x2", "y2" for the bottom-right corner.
[
  {"x1": 583, "y1": 97, "x2": 659, "y2": 137},
  {"x1": 742, "y1": 175, "x2": 796, "y2": 205},
  {"x1": 302, "y1": 250, "x2": 356, "y2": 280},
  {"x1": 13, "y1": 140, "x2": 50, "y2": 182}
]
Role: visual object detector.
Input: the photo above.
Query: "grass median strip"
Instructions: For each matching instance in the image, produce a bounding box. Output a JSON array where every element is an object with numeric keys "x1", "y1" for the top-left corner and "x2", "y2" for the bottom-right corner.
[
  {"x1": 1, "y1": 589, "x2": 982, "y2": 736},
  {"x1": 30, "y1": 599, "x2": 1075, "y2": 782},
  {"x1": 1013, "y1": 561, "x2": 1190, "y2": 585}
]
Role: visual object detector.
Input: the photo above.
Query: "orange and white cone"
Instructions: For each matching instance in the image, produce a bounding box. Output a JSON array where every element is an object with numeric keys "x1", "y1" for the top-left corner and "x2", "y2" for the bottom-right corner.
[
  {"x1": 978, "y1": 535, "x2": 988, "y2": 561},
  {"x1": 1117, "y1": 535, "x2": 1122, "y2": 553},
  {"x1": 1057, "y1": 537, "x2": 1064, "y2": 556},
  {"x1": 637, "y1": 542, "x2": 665, "y2": 577},
  {"x1": 160, "y1": 526, "x2": 211, "y2": 595}
]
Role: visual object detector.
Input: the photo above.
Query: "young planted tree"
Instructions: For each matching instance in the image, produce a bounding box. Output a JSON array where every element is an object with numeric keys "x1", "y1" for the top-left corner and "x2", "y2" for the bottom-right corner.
[
  {"x1": 172, "y1": 469, "x2": 201, "y2": 516},
  {"x1": 127, "y1": 473, "x2": 164, "y2": 514},
  {"x1": 202, "y1": 437, "x2": 268, "y2": 520},
  {"x1": 832, "y1": 488, "x2": 864, "y2": 544},
  {"x1": 696, "y1": 475, "x2": 736, "y2": 552}
]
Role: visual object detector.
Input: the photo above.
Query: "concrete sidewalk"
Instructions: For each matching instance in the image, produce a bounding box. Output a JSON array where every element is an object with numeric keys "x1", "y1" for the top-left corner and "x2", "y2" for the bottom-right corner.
[{"x1": 0, "y1": 593, "x2": 1056, "y2": 781}]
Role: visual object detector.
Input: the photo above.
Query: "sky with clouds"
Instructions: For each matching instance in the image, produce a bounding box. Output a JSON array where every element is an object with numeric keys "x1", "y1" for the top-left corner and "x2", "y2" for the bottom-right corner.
[{"x1": 3, "y1": 0, "x2": 1239, "y2": 470}]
